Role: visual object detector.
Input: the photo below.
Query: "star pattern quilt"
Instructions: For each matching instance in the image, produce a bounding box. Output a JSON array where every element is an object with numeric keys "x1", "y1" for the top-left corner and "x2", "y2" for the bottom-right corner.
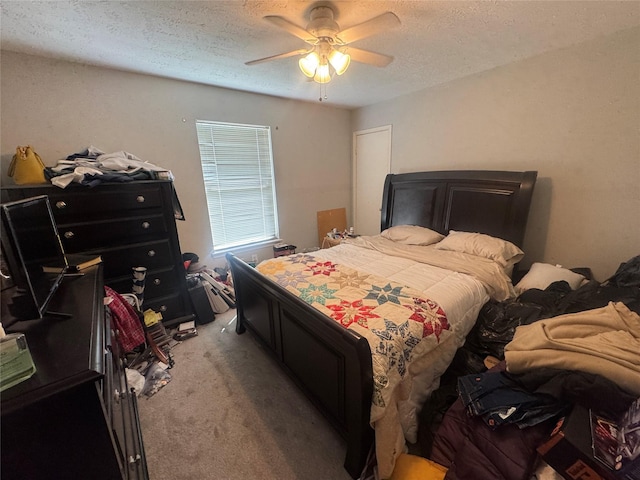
[{"x1": 257, "y1": 253, "x2": 450, "y2": 419}]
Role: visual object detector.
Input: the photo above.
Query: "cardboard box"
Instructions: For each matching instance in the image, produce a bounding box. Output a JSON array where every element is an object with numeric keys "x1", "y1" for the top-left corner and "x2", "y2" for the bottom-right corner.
[{"x1": 538, "y1": 405, "x2": 616, "y2": 480}]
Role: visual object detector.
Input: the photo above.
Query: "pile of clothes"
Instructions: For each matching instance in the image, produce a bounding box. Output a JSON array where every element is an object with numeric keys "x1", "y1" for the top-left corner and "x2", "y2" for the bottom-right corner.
[
  {"x1": 44, "y1": 145, "x2": 173, "y2": 188},
  {"x1": 416, "y1": 255, "x2": 640, "y2": 480},
  {"x1": 44, "y1": 145, "x2": 185, "y2": 220}
]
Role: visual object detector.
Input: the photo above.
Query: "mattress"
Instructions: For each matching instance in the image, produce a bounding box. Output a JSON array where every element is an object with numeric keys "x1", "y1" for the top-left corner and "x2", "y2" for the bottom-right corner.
[{"x1": 257, "y1": 237, "x2": 510, "y2": 478}]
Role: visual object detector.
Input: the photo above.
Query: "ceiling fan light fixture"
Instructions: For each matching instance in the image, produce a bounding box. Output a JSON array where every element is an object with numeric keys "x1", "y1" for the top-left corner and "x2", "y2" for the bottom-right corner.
[
  {"x1": 328, "y1": 48, "x2": 350, "y2": 75},
  {"x1": 249, "y1": 6, "x2": 400, "y2": 96},
  {"x1": 299, "y1": 51, "x2": 320, "y2": 77},
  {"x1": 314, "y1": 63, "x2": 331, "y2": 84}
]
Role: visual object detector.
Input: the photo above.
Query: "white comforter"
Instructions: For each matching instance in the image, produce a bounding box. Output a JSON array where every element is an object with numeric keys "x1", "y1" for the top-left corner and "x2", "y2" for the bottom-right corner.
[{"x1": 306, "y1": 236, "x2": 514, "y2": 478}]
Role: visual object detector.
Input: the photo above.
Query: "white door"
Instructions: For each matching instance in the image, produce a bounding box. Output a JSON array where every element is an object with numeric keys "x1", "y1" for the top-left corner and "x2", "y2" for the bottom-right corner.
[{"x1": 353, "y1": 125, "x2": 392, "y2": 236}]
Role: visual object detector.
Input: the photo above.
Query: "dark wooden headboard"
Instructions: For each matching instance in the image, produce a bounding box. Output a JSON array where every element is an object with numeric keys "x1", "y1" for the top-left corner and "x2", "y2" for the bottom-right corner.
[{"x1": 380, "y1": 170, "x2": 537, "y2": 247}]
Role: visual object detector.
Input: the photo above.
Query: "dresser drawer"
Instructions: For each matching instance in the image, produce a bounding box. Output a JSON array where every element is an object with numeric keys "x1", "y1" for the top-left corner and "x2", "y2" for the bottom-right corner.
[
  {"x1": 4, "y1": 184, "x2": 165, "y2": 220},
  {"x1": 103, "y1": 308, "x2": 148, "y2": 479},
  {"x1": 59, "y1": 213, "x2": 168, "y2": 252},
  {"x1": 105, "y1": 285, "x2": 190, "y2": 324},
  {"x1": 103, "y1": 312, "x2": 119, "y2": 429},
  {"x1": 95, "y1": 240, "x2": 176, "y2": 280},
  {"x1": 47, "y1": 185, "x2": 165, "y2": 220},
  {"x1": 108, "y1": 266, "x2": 179, "y2": 299},
  {"x1": 111, "y1": 355, "x2": 129, "y2": 476},
  {"x1": 144, "y1": 292, "x2": 188, "y2": 321}
]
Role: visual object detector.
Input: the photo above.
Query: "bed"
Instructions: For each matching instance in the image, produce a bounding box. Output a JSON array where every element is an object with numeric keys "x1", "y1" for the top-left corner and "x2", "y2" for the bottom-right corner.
[{"x1": 226, "y1": 170, "x2": 537, "y2": 479}]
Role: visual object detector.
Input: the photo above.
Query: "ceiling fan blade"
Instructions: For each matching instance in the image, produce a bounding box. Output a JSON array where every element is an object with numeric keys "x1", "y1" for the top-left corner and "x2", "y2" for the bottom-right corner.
[
  {"x1": 245, "y1": 49, "x2": 310, "y2": 66},
  {"x1": 343, "y1": 47, "x2": 394, "y2": 67},
  {"x1": 336, "y1": 12, "x2": 400, "y2": 45},
  {"x1": 264, "y1": 16, "x2": 317, "y2": 44}
]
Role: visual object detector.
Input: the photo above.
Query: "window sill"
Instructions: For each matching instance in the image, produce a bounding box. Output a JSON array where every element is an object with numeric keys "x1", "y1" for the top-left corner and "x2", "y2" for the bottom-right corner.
[{"x1": 209, "y1": 239, "x2": 282, "y2": 259}]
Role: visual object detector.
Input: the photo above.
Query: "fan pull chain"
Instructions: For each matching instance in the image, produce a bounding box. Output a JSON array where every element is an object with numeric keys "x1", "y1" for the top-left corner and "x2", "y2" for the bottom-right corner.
[{"x1": 318, "y1": 83, "x2": 328, "y2": 102}]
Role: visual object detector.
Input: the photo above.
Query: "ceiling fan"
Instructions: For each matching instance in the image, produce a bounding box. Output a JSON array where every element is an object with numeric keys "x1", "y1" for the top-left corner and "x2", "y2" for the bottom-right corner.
[{"x1": 245, "y1": 4, "x2": 400, "y2": 84}]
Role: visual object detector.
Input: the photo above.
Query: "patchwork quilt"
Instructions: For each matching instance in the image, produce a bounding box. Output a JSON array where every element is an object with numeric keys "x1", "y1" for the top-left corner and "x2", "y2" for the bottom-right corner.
[{"x1": 256, "y1": 253, "x2": 451, "y2": 420}]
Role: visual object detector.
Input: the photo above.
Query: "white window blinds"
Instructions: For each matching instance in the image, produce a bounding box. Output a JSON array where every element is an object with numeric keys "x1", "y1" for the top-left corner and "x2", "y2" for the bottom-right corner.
[{"x1": 196, "y1": 120, "x2": 279, "y2": 252}]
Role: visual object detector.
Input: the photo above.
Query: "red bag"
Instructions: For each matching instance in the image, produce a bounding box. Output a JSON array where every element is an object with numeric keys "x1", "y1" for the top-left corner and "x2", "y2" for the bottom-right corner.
[{"x1": 105, "y1": 286, "x2": 145, "y2": 352}]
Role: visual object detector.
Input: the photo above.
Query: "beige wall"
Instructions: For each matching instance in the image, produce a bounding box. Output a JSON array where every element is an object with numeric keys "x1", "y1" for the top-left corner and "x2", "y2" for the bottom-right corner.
[
  {"x1": 2, "y1": 25, "x2": 639, "y2": 281},
  {"x1": 352, "y1": 27, "x2": 640, "y2": 281},
  {"x1": 0, "y1": 51, "x2": 352, "y2": 266}
]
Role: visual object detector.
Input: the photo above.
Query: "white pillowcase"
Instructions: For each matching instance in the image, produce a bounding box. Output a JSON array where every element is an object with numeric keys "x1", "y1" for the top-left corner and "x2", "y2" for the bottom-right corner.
[
  {"x1": 434, "y1": 230, "x2": 524, "y2": 267},
  {"x1": 515, "y1": 262, "x2": 586, "y2": 294},
  {"x1": 380, "y1": 225, "x2": 444, "y2": 246}
]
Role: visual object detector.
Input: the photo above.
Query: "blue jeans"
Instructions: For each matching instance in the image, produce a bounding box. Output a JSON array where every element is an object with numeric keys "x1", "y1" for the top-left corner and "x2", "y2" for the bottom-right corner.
[{"x1": 457, "y1": 371, "x2": 563, "y2": 428}]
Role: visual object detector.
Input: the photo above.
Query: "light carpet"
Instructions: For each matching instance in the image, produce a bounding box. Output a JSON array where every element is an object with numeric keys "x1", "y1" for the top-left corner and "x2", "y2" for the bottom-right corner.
[{"x1": 137, "y1": 309, "x2": 354, "y2": 480}]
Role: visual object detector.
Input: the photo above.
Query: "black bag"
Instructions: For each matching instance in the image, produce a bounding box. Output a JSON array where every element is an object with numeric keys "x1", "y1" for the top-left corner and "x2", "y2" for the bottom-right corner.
[{"x1": 188, "y1": 283, "x2": 216, "y2": 325}]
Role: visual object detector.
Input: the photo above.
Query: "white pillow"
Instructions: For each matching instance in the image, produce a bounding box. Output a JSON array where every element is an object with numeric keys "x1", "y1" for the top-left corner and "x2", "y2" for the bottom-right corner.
[
  {"x1": 515, "y1": 262, "x2": 586, "y2": 293},
  {"x1": 434, "y1": 230, "x2": 524, "y2": 267},
  {"x1": 380, "y1": 225, "x2": 444, "y2": 246}
]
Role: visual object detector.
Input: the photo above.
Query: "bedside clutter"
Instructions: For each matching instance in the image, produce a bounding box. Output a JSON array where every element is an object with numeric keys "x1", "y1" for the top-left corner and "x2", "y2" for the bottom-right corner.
[
  {"x1": 321, "y1": 236, "x2": 342, "y2": 249},
  {"x1": 321, "y1": 227, "x2": 358, "y2": 249},
  {"x1": 273, "y1": 243, "x2": 296, "y2": 257},
  {"x1": 537, "y1": 401, "x2": 640, "y2": 480}
]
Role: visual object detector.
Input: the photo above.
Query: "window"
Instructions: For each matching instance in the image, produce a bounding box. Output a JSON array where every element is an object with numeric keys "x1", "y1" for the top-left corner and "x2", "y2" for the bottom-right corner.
[{"x1": 196, "y1": 120, "x2": 279, "y2": 253}]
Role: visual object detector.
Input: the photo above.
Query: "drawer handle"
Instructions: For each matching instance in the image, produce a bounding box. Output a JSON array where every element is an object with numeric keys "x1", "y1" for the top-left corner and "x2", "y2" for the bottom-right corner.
[
  {"x1": 160, "y1": 305, "x2": 167, "y2": 312},
  {"x1": 148, "y1": 250, "x2": 156, "y2": 257},
  {"x1": 136, "y1": 195, "x2": 145, "y2": 203},
  {"x1": 142, "y1": 221, "x2": 150, "y2": 229},
  {"x1": 55, "y1": 201, "x2": 67, "y2": 209},
  {"x1": 64, "y1": 231, "x2": 75, "y2": 239},
  {"x1": 153, "y1": 278, "x2": 161, "y2": 285}
]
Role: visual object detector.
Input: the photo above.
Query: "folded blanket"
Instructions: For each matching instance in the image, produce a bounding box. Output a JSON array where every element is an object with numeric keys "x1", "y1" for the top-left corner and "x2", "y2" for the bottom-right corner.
[{"x1": 504, "y1": 302, "x2": 640, "y2": 395}]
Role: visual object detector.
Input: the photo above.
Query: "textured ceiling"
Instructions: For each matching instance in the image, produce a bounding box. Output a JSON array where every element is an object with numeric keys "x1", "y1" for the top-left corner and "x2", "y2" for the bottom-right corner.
[{"x1": 1, "y1": 1, "x2": 639, "y2": 109}]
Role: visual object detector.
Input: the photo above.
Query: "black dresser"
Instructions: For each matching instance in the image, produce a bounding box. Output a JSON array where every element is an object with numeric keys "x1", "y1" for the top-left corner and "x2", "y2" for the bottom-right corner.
[
  {"x1": 1, "y1": 180, "x2": 194, "y2": 327},
  {"x1": 1, "y1": 266, "x2": 148, "y2": 480}
]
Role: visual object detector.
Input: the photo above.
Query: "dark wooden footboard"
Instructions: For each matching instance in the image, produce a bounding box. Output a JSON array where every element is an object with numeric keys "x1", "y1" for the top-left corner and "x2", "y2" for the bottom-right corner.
[{"x1": 227, "y1": 253, "x2": 374, "y2": 478}]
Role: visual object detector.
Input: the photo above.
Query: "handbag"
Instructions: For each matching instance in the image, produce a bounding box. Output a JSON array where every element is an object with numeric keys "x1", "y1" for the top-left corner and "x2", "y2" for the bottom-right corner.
[
  {"x1": 104, "y1": 286, "x2": 146, "y2": 353},
  {"x1": 8, "y1": 146, "x2": 47, "y2": 184}
]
